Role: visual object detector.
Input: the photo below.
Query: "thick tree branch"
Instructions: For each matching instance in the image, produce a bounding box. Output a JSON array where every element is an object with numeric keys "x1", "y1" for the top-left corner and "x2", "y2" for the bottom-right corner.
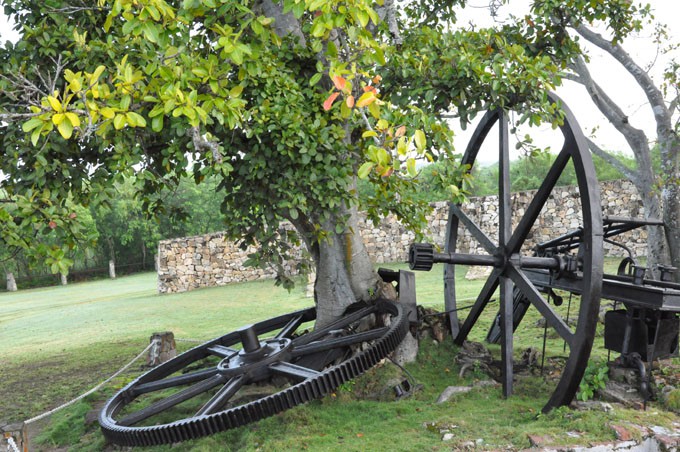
[
  {"x1": 191, "y1": 127, "x2": 222, "y2": 163},
  {"x1": 586, "y1": 137, "x2": 640, "y2": 184},
  {"x1": 575, "y1": 24, "x2": 673, "y2": 138},
  {"x1": 376, "y1": 0, "x2": 402, "y2": 46},
  {"x1": 569, "y1": 55, "x2": 650, "y2": 156},
  {"x1": 258, "y1": 0, "x2": 306, "y2": 46}
]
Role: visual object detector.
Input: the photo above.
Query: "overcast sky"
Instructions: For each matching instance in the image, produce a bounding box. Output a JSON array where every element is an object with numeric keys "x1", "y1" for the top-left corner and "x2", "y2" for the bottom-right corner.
[{"x1": 0, "y1": 1, "x2": 677, "y2": 161}]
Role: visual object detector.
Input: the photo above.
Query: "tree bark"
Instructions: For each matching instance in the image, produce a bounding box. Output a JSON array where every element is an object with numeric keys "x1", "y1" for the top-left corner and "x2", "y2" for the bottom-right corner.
[
  {"x1": 566, "y1": 43, "x2": 674, "y2": 276},
  {"x1": 312, "y1": 206, "x2": 380, "y2": 328}
]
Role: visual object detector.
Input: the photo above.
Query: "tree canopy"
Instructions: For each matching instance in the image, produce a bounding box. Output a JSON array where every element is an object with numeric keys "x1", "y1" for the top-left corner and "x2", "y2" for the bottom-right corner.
[{"x1": 0, "y1": 0, "x2": 652, "y2": 317}]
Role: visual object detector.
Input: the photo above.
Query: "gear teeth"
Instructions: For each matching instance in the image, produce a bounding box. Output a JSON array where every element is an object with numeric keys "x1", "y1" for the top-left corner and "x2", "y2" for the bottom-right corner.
[
  {"x1": 409, "y1": 243, "x2": 435, "y2": 271},
  {"x1": 100, "y1": 302, "x2": 408, "y2": 446}
]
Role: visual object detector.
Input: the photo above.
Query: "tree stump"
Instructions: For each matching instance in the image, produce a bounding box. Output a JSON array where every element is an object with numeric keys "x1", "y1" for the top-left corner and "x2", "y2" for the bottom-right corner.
[
  {"x1": 5, "y1": 272, "x2": 17, "y2": 292},
  {"x1": 147, "y1": 332, "x2": 177, "y2": 367}
]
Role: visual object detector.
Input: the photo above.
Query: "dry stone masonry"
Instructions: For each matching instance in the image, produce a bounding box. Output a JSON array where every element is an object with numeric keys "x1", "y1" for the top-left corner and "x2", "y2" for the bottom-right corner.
[{"x1": 158, "y1": 179, "x2": 649, "y2": 293}]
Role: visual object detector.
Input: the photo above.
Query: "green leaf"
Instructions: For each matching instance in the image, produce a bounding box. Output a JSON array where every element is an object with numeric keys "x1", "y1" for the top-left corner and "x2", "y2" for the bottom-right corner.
[
  {"x1": 151, "y1": 115, "x2": 164, "y2": 132},
  {"x1": 358, "y1": 162, "x2": 374, "y2": 179},
  {"x1": 414, "y1": 129, "x2": 426, "y2": 151},
  {"x1": 309, "y1": 73, "x2": 322, "y2": 86},
  {"x1": 357, "y1": 10, "x2": 369, "y2": 28},
  {"x1": 22, "y1": 118, "x2": 43, "y2": 132},
  {"x1": 113, "y1": 114, "x2": 126, "y2": 130},
  {"x1": 31, "y1": 127, "x2": 42, "y2": 146},
  {"x1": 362, "y1": 130, "x2": 378, "y2": 138},
  {"x1": 65, "y1": 112, "x2": 81, "y2": 128},
  {"x1": 289, "y1": 208, "x2": 299, "y2": 220},
  {"x1": 406, "y1": 158, "x2": 416, "y2": 177},
  {"x1": 57, "y1": 119, "x2": 74, "y2": 139}
]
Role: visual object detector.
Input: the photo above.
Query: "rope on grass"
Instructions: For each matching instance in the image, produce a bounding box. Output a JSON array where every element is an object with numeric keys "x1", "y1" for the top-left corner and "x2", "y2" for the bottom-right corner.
[
  {"x1": 4, "y1": 435, "x2": 20, "y2": 452},
  {"x1": 24, "y1": 340, "x2": 158, "y2": 425}
]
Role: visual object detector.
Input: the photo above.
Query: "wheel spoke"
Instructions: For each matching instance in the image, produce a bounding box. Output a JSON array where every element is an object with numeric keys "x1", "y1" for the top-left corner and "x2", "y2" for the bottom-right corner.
[
  {"x1": 450, "y1": 204, "x2": 497, "y2": 253},
  {"x1": 454, "y1": 267, "x2": 502, "y2": 344},
  {"x1": 499, "y1": 112, "x2": 511, "y2": 247},
  {"x1": 275, "y1": 315, "x2": 304, "y2": 339},
  {"x1": 207, "y1": 345, "x2": 238, "y2": 358},
  {"x1": 133, "y1": 368, "x2": 219, "y2": 395},
  {"x1": 119, "y1": 374, "x2": 226, "y2": 426},
  {"x1": 291, "y1": 327, "x2": 389, "y2": 357},
  {"x1": 195, "y1": 375, "x2": 246, "y2": 416},
  {"x1": 499, "y1": 275, "x2": 514, "y2": 398},
  {"x1": 269, "y1": 362, "x2": 322, "y2": 381},
  {"x1": 293, "y1": 305, "x2": 375, "y2": 346},
  {"x1": 507, "y1": 149, "x2": 570, "y2": 254},
  {"x1": 507, "y1": 263, "x2": 574, "y2": 347}
]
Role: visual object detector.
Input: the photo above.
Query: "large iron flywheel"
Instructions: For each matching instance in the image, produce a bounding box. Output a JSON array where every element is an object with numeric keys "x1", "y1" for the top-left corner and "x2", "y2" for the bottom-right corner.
[
  {"x1": 100, "y1": 300, "x2": 407, "y2": 446},
  {"x1": 410, "y1": 93, "x2": 603, "y2": 412}
]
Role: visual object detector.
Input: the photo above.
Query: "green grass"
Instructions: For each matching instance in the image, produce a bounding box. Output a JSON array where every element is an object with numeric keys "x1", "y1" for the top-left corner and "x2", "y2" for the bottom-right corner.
[{"x1": 1, "y1": 263, "x2": 678, "y2": 451}]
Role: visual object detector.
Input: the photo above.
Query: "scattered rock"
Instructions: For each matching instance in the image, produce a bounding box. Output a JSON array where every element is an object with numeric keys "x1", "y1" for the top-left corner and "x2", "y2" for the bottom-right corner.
[
  {"x1": 608, "y1": 364, "x2": 641, "y2": 387},
  {"x1": 599, "y1": 381, "x2": 644, "y2": 410},
  {"x1": 0, "y1": 422, "x2": 24, "y2": 434},
  {"x1": 610, "y1": 425, "x2": 633, "y2": 441},
  {"x1": 436, "y1": 386, "x2": 473, "y2": 404},
  {"x1": 571, "y1": 400, "x2": 614, "y2": 412},
  {"x1": 442, "y1": 433, "x2": 455, "y2": 441},
  {"x1": 528, "y1": 434, "x2": 552, "y2": 447}
]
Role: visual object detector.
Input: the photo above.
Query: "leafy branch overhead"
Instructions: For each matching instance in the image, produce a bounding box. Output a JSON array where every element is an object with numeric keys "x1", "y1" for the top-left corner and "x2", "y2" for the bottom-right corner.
[{"x1": 0, "y1": 0, "x2": 655, "y2": 286}]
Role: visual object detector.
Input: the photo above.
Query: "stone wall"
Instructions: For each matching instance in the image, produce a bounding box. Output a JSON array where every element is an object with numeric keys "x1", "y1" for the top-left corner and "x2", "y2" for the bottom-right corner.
[{"x1": 158, "y1": 179, "x2": 648, "y2": 293}]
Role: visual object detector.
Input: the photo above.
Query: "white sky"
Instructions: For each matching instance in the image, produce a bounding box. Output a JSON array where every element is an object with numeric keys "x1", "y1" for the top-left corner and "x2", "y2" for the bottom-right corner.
[{"x1": 0, "y1": 1, "x2": 677, "y2": 162}]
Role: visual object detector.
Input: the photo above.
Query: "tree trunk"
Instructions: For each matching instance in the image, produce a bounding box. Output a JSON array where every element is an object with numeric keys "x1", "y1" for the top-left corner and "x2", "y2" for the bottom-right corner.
[
  {"x1": 109, "y1": 260, "x2": 116, "y2": 279},
  {"x1": 663, "y1": 183, "x2": 680, "y2": 280},
  {"x1": 141, "y1": 241, "x2": 147, "y2": 269},
  {"x1": 313, "y1": 206, "x2": 379, "y2": 327},
  {"x1": 6, "y1": 271, "x2": 17, "y2": 292},
  {"x1": 636, "y1": 186, "x2": 666, "y2": 278},
  {"x1": 60, "y1": 272, "x2": 67, "y2": 285}
]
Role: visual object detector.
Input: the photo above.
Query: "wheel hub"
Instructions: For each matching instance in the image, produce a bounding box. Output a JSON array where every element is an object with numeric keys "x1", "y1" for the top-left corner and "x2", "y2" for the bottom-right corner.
[{"x1": 216, "y1": 337, "x2": 292, "y2": 380}]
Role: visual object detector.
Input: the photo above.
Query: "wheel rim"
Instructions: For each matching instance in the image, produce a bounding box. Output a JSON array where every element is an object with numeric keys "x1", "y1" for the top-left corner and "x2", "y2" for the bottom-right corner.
[
  {"x1": 443, "y1": 94, "x2": 603, "y2": 411},
  {"x1": 99, "y1": 300, "x2": 408, "y2": 446}
]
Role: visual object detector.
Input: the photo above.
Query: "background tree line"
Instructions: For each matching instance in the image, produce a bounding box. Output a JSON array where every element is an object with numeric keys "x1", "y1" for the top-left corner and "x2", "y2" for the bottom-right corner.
[{"x1": 1, "y1": 175, "x2": 226, "y2": 290}]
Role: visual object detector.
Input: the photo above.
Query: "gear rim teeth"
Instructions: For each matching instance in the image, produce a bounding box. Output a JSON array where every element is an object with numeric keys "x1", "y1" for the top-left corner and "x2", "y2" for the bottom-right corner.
[{"x1": 100, "y1": 301, "x2": 408, "y2": 446}]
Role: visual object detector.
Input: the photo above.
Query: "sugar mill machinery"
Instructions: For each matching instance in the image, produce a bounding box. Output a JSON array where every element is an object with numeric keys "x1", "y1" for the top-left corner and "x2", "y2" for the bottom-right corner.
[{"x1": 99, "y1": 95, "x2": 679, "y2": 446}]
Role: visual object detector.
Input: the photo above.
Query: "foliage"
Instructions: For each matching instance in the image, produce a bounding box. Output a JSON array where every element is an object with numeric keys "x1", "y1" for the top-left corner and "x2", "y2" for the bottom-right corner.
[
  {"x1": 664, "y1": 388, "x2": 680, "y2": 413},
  {"x1": 0, "y1": 0, "x2": 652, "y2": 308},
  {"x1": 577, "y1": 360, "x2": 609, "y2": 402}
]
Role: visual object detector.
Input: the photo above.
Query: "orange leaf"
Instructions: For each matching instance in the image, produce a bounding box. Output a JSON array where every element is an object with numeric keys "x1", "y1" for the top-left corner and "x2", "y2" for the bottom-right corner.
[
  {"x1": 356, "y1": 433, "x2": 364, "y2": 438},
  {"x1": 372, "y1": 75, "x2": 382, "y2": 84},
  {"x1": 346, "y1": 95, "x2": 355, "y2": 108},
  {"x1": 323, "y1": 92, "x2": 340, "y2": 111},
  {"x1": 363, "y1": 85, "x2": 376, "y2": 93},
  {"x1": 395, "y1": 125, "x2": 406, "y2": 137},
  {"x1": 332, "y1": 75, "x2": 346, "y2": 91},
  {"x1": 356, "y1": 91, "x2": 376, "y2": 108}
]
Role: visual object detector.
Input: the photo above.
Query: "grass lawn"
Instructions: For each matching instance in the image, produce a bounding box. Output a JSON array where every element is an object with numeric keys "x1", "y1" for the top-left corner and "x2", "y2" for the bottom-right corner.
[{"x1": 1, "y1": 263, "x2": 678, "y2": 451}]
